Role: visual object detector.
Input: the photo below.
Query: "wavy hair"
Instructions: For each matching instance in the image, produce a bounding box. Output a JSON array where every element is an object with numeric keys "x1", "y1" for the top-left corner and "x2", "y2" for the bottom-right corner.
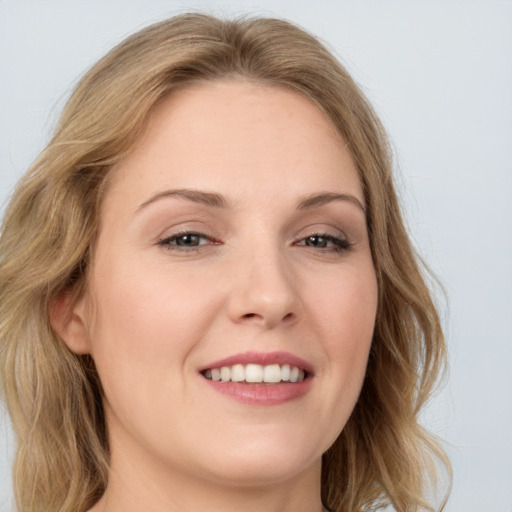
[{"x1": 0, "y1": 13, "x2": 449, "y2": 512}]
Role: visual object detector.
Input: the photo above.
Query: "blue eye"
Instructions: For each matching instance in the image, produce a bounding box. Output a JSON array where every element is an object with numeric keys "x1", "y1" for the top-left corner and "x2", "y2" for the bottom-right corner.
[{"x1": 297, "y1": 234, "x2": 352, "y2": 252}]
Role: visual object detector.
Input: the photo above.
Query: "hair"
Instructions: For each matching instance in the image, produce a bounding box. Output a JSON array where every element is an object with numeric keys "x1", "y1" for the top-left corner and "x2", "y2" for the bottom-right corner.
[{"x1": 0, "y1": 12, "x2": 450, "y2": 512}]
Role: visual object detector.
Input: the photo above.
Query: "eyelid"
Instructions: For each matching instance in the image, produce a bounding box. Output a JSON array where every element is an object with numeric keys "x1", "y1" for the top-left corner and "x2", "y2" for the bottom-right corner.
[
  {"x1": 293, "y1": 223, "x2": 349, "y2": 240},
  {"x1": 155, "y1": 223, "x2": 355, "y2": 254},
  {"x1": 157, "y1": 230, "x2": 220, "y2": 251},
  {"x1": 294, "y1": 232, "x2": 352, "y2": 250}
]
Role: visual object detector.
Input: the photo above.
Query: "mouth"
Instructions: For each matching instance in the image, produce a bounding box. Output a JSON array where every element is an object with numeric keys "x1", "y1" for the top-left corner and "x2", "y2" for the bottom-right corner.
[
  {"x1": 198, "y1": 351, "x2": 313, "y2": 405},
  {"x1": 201, "y1": 363, "x2": 307, "y2": 384}
]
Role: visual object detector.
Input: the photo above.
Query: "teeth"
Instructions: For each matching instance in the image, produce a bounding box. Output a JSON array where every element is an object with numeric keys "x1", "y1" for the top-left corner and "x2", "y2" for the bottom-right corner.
[
  {"x1": 231, "y1": 364, "x2": 245, "y2": 382},
  {"x1": 245, "y1": 364, "x2": 263, "y2": 383},
  {"x1": 203, "y1": 363, "x2": 306, "y2": 383},
  {"x1": 220, "y1": 366, "x2": 231, "y2": 382},
  {"x1": 281, "y1": 364, "x2": 291, "y2": 382},
  {"x1": 263, "y1": 364, "x2": 281, "y2": 383}
]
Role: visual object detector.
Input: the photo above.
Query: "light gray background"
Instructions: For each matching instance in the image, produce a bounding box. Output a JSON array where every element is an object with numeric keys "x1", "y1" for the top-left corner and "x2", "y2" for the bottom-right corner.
[{"x1": 1, "y1": 1, "x2": 511, "y2": 511}]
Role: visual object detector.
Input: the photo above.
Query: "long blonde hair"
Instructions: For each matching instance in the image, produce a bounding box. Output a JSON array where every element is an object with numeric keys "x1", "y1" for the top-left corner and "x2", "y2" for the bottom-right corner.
[{"x1": 0, "y1": 13, "x2": 449, "y2": 512}]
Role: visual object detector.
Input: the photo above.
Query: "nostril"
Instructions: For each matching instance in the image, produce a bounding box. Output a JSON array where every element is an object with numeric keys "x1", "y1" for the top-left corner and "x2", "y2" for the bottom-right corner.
[{"x1": 240, "y1": 312, "x2": 295, "y2": 323}]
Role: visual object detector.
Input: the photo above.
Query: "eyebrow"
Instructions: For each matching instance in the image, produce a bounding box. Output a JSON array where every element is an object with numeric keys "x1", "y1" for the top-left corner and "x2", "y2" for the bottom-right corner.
[
  {"x1": 136, "y1": 188, "x2": 365, "y2": 214},
  {"x1": 136, "y1": 188, "x2": 229, "y2": 211},
  {"x1": 297, "y1": 192, "x2": 366, "y2": 213}
]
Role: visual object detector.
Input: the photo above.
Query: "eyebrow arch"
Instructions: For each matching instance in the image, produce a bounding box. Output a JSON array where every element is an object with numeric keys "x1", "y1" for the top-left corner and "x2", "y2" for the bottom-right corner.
[
  {"x1": 136, "y1": 188, "x2": 366, "y2": 215},
  {"x1": 297, "y1": 192, "x2": 366, "y2": 213},
  {"x1": 136, "y1": 188, "x2": 229, "y2": 212}
]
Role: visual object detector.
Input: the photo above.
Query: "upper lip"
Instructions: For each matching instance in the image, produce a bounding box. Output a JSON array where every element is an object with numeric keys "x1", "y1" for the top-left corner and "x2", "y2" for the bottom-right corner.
[{"x1": 199, "y1": 350, "x2": 314, "y2": 375}]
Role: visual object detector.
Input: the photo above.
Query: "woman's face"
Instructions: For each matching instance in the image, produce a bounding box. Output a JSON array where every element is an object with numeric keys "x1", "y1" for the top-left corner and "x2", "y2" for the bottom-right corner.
[{"x1": 71, "y1": 80, "x2": 377, "y2": 489}]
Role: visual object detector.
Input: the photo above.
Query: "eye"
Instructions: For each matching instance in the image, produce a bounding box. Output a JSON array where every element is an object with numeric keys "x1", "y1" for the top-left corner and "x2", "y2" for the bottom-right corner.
[
  {"x1": 296, "y1": 234, "x2": 352, "y2": 252},
  {"x1": 158, "y1": 231, "x2": 215, "y2": 251}
]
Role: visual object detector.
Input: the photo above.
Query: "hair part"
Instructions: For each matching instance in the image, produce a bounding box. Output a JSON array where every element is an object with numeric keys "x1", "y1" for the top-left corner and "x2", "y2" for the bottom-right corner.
[{"x1": 0, "y1": 13, "x2": 450, "y2": 512}]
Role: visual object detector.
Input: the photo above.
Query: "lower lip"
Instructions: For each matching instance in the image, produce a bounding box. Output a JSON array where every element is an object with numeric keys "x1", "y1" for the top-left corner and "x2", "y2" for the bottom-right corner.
[{"x1": 203, "y1": 378, "x2": 313, "y2": 406}]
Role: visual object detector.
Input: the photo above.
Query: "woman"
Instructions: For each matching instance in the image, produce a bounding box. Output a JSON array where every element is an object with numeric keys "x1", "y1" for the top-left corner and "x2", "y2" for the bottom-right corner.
[{"x1": 0, "y1": 13, "x2": 449, "y2": 512}]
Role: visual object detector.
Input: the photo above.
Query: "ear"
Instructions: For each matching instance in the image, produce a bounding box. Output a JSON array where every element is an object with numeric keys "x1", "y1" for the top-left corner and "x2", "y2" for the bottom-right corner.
[{"x1": 49, "y1": 292, "x2": 91, "y2": 355}]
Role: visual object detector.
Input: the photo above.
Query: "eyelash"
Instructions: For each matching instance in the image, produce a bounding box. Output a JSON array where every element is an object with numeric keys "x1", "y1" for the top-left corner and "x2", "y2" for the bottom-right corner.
[
  {"x1": 158, "y1": 231, "x2": 217, "y2": 251},
  {"x1": 157, "y1": 231, "x2": 353, "y2": 253},
  {"x1": 295, "y1": 234, "x2": 352, "y2": 252}
]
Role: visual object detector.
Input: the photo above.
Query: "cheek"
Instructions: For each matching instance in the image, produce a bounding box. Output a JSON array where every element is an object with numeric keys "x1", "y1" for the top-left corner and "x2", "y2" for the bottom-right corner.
[
  {"x1": 85, "y1": 260, "x2": 222, "y2": 393},
  {"x1": 308, "y1": 265, "x2": 377, "y2": 383},
  {"x1": 292, "y1": 265, "x2": 377, "y2": 451},
  {"x1": 314, "y1": 264, "x2": 377, "y2": 339}
]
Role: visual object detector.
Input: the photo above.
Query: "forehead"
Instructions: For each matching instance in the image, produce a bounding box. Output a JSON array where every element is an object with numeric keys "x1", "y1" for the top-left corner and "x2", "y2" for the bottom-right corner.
[{"x1": 104, "y1": 79, "x2": 363, "y2": 212}]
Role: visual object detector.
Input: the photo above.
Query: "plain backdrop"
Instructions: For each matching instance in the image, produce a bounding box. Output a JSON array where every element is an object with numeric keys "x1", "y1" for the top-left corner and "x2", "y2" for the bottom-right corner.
[{"x1": 0, "y1": 1, "x2": 511, "y2": 511}]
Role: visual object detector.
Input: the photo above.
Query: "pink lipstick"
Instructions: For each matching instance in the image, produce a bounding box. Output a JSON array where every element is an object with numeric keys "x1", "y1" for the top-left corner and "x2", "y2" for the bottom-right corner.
[{"x1": 199, "y1": 351, "x2": 313, "y2": 406}]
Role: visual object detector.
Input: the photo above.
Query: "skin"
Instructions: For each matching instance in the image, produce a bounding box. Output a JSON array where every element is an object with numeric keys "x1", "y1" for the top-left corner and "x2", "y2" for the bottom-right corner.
[{"x1": 54, "y1": 80, "x2": 378, "y2": 512}]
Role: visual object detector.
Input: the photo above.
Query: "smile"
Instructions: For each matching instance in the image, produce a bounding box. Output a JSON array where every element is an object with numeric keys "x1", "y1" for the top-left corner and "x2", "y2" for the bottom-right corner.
[
  {"x1": 199, "y1": 351, "x2": 313, "y2": 405},
  {"x1": 202, "y1": 363, "x2": 306, "y2": 384}
]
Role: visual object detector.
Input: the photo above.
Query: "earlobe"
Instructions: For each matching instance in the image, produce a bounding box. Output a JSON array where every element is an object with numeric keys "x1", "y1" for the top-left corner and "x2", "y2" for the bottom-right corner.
[{"x1": 49, "y1": 292, "x2": 91, "y2": 355}]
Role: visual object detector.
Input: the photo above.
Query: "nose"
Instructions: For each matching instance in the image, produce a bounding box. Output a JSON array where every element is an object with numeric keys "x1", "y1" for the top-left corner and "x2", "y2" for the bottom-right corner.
[{"x1": 226, "y1": 246, "x2": 302, "y2": 329}]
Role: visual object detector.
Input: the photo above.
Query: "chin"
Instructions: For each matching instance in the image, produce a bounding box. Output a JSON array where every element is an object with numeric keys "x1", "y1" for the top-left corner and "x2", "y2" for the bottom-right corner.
[
  {"x1": 205, "y1": 454, "x2": 320, "y2": 489},
  {"x1": 190, "y1": 429, "x2": 326, "y2": 488}
]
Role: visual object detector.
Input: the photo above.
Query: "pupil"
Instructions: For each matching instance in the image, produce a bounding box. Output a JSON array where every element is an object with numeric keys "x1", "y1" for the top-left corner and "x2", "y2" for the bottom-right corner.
[
  {"x1": 307, "y1": 236, "x2": 326, "y2": 248},
  {"x1": 177, "y1": 234, "x2": 199, "y2": 246}
]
